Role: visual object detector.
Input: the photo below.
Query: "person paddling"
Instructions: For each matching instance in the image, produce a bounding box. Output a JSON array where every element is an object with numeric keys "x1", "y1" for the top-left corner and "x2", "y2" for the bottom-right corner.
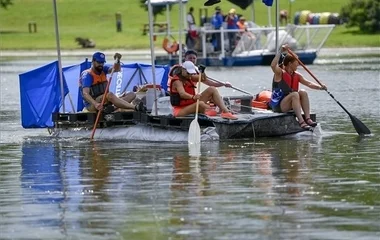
[
  {"x1": 79, "y1": 52, "x2": 145, "y2": 113},
  {"x1": 270, "y1": 45, "x2": 327, "y2": 129},
  {"x1": 169, "y1": 62, "x2": 237, "y2": 120}
]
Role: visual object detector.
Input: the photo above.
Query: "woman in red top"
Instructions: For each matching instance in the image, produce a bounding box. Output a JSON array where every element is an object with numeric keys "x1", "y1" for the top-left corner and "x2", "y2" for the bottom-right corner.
[
  {"x1": 170, "y1": 62, "x2": 237, "y2": 120},
  {"x1": 271, "y1": 45, "x2": 327, "y2": 129}
]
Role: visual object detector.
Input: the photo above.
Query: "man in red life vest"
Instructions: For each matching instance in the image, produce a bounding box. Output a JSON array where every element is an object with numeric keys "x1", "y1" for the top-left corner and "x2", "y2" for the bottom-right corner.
[
  {"x1": 270, "y1": 44, "x2": 327, "y2": 129},
  {"x1": 80, "y1": 52, "x2": 145, "y2": 112}
]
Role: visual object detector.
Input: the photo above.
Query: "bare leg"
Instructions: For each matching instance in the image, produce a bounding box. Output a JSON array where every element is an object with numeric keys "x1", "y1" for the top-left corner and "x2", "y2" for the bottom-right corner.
[
  {"x1": 200, "y1": 87, "x2": 230, "y2": 112},
  {"x1": 298, "y1": 90, "x2": 310, "y2": 119},
  {"x1": 176, "y1": 101, "x2": 208, "y2": 117},
  {"x1": 120, "y1": 92, "x2": 136, "y2": 103},
  {"x1": 280, "y1": 92, "x2": 304, "y2": 123},
  {"x1": 107, "y1": 92, "x2": 135, "y2": 110}
]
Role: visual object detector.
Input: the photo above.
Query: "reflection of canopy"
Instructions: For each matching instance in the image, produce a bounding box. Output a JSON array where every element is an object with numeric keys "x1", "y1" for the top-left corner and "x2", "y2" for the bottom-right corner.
[{"x1": 226, "y1": 0, "x2": 253, "y2": 10}]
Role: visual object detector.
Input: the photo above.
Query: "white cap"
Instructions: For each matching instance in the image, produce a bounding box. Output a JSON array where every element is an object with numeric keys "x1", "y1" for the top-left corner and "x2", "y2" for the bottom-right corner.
[{"x1": 182, "y1": 61, "x2": 198, "y2": 74}]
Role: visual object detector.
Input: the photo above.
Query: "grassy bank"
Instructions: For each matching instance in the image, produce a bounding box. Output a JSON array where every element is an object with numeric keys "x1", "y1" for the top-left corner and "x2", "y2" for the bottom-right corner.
[{"x1": 0, "y1": 0, "x2": 378, "y2": 50}]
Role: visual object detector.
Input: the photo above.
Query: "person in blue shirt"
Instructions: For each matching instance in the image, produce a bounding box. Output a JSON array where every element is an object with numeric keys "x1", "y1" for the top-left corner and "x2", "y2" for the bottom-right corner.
[
  {"x1": 211, "y1": 6, "x2": 224, "y2": 51},
  {"x1": 80, "y1": 52, "x2": 145, "y2": 112}
]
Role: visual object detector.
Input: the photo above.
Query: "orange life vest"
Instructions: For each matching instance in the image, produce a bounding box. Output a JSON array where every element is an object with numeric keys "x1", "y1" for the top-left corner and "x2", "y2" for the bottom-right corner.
[
  {"x1": 81, "y1": 68, "x2": 108, "y2": 99},
  {"x1": 170, "y1": 78, "x2": 196, "y2": 107}
]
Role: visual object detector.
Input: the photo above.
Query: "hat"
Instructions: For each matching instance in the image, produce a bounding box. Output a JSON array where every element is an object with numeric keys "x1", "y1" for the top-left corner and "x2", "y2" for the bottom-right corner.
[
  {"x1": 182, "y1": 61, "x2": 197, "y2": 74},
  {"x1": 229, "y1": 8, "x2": 236, "y2": 14},
  {"x1": 215, "y1": 6, "x2": 221, "y2": 11},
  {"x1": 92, "y1": 52, "x2": 106, "y2": 63}
]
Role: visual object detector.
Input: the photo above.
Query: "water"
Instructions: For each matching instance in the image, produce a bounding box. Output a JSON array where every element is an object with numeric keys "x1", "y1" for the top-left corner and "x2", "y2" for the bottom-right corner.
[{"x1": 0, "y1": 56, "x2": 379, "y2": 240}]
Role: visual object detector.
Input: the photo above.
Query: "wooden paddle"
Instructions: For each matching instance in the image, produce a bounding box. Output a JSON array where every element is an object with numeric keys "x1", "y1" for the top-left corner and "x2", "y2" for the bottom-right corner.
[
  {"x1": 188, "y1": 65, "x2": 206, "y2": 145},
  {"x1": 90, "y1": 57, "x2": 120, "y2": 140},
  {"x1": 287, "y1": 49, "x2": 371, "y2": 135}
]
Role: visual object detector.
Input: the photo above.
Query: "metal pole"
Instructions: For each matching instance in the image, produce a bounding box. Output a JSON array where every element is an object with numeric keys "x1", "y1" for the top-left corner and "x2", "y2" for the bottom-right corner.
[
  {"x1": 52, "y1": 0, "x2": 65, "y2": 113},
  {"x1": 275, "y1": 0, "x2": 279, "y2": 51},
  {"x1": 148, "y1": 0, "x2": 158, "y2": 116},
  {"x1": 178, "y1": 0, "x2": 183, "y2": 64},
  {"x1": 251, "y1": 1, "x2": 255, "y2": 22}
]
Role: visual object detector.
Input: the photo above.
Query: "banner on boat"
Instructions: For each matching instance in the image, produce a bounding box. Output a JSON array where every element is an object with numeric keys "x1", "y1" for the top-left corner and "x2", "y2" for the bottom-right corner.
[{"x1": 19, "y1": 61, "x2": 170, "y2": 128}]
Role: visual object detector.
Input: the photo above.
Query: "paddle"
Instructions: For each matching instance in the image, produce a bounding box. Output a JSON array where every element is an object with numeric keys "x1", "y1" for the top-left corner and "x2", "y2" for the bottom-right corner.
[
  {"x1": 188, "y1": 65, "x2": 206, "y2": 145},
  {"x1": 207, "y1": 76, "x2": 254, "y2": 96},
  {"x1": 287, "y1": 49, "x2": 371, "y2": 135},
  {"x1": 90, "y1": 57, "x2": 120, "y2": 140}
]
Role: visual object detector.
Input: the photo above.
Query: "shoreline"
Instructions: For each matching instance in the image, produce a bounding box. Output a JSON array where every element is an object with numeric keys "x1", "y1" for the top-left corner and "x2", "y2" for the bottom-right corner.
[{"x1": 1, "y1": 47, "x2": 379, "y2": 58}]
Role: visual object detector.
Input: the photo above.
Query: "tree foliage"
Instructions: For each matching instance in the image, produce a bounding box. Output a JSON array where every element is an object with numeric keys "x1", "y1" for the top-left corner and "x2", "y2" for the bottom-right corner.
[
  {"x1": 340, "y1": 0, "x2": 380, "y2": 33},
  {"x1": 0, "y1": 0, "x2": 13, "y2": 9},
  {"x1": 139, "y1": 0, "x2": 171, "y2": 22}
]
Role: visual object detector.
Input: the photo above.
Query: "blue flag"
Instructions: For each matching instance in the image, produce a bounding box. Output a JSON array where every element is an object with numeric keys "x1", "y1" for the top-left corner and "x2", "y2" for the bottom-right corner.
[{"x1": 262, "y1": 0, "x2": 273, "y2": 7}]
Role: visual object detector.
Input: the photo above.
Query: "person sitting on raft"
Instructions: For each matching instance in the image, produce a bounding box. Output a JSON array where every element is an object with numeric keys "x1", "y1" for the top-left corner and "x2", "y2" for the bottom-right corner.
[
  {"x1": 169, "y1": 61, "x2": 237, "y2": 120},
  {"x1": 270, "y1": 44, "x2": 327, "y2": 129},
  {"x1": 79, "y1": 52, "x2": 145, "y2": 113}
]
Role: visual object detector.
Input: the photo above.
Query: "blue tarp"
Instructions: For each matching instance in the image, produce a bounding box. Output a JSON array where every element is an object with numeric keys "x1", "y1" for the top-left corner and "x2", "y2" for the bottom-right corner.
[
  {"x1": 19, "y1": 61, "x2": 69, "y2": 128},
  {"x1": 19, "y1": 61, "x2": 170, "y2": 128}
]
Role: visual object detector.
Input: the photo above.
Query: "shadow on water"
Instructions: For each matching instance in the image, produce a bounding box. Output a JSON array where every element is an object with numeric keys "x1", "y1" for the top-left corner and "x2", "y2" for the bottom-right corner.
[{"x1": 0, "y1": 136, "x2": 377, "y2": 240}]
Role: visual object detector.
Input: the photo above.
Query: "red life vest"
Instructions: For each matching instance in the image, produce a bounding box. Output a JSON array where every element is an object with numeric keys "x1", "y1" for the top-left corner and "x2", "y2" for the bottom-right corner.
[
  {"x1": 170, "y1": 78, "x2": 196, "y2": 107},
  {"x1": 282, "y1": 70, "x2": 300, "y2": 92}
]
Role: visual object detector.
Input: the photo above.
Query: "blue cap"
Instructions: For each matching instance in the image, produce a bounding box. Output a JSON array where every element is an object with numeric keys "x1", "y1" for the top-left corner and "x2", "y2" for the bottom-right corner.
[{"x1": 92, "y1": 52, "x2": 106, "y2": 63}]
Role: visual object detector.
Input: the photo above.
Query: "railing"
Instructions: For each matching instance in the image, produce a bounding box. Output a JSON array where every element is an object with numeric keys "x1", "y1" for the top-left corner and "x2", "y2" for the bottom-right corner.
[
  {"x1": 198, "y1": 24, "x2": 335, "y2": 59},
  {"x1": 148, "y1": 24, "x2": 335, "y2": 59}
]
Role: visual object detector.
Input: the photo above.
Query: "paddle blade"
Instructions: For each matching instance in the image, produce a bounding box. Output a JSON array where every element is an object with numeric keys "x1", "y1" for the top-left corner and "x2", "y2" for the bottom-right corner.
[
  {"x1": 188, "y1": 143, "x2": 201, "y2": 157},
  {"x1": 188, "y1": 119, "x2": 201, "y2": 144},
  {"x1": 349, "y1": 114, "x2": 371, "y2": 135}
]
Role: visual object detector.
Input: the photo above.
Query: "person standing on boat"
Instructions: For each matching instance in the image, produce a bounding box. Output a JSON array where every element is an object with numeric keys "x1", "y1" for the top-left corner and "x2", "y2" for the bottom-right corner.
[
  {"x1": 186, "y1": 7, "x2": 197, "y2": 49},
  {"x1": 169, "y1": 62, "x2": 237, "y2": 120},
  {"x1": 270, "y1": 45, "x2": 327, "y2": 129},
  {"x1": 225, "y1": 8, "x2": 239, "y2": 52},
  {"x1": 211, "y1": 6, "x2": 224, "y2": 51},
  {"x1": 80, "y1": 52, "x2": 145, "y2": 113}
]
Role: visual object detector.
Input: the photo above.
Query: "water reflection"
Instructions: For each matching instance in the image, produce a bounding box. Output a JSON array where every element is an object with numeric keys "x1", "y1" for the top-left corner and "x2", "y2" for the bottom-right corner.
[{"x1": 0, "y1": 137, "x2": 376, "y2": 240}]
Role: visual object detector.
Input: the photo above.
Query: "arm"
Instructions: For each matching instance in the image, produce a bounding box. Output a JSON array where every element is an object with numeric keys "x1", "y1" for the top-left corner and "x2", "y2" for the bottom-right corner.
[
  {"x1": 298, "y1": 73, "x2": 326, "y2": 90},
  {"x1": 271, "y1": 45, "x2": 287, "y2": 81},
  {"x1": 81, "y1": 73, "x2": 103, "y2": 110},
  {"x1": 107, "y1": 52, "x2": 122, "y2": 74},
  {"x1": 172, "y1": 80, "x2": 198, "y2": 100},
  {"x1": 82, "y1": 87, "x2": 100, "y2": 107}
]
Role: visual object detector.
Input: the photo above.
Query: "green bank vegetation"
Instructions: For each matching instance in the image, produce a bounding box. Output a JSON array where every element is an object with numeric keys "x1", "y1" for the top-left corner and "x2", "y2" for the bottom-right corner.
[{"x1": 0, "y1": 0, "x2": 378, "y2": 50}]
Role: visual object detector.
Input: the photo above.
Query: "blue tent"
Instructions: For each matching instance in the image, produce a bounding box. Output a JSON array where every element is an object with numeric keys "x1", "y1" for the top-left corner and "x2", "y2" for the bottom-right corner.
[{"x1": 19, "y1": 61, "x2": 170, "y2": 128}]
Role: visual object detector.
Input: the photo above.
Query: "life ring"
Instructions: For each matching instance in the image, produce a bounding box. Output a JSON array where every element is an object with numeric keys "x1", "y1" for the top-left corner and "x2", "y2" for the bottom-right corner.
[{"x1": 162, "y1": 37, "x2": 179, "y2": 54}]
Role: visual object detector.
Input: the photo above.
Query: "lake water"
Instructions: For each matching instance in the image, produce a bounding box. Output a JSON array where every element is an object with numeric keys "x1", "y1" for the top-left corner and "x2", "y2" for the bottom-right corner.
[{"x1": 0, "y1": 56, "x2": 379, "y2": 240}]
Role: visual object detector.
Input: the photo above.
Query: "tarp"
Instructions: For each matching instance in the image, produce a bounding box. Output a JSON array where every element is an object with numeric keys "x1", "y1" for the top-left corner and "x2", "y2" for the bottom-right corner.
[
  {"x1": 19, "y1": 61, "x2": 69, "y2": 128},
  {"x1": 19, "y1": 61, "x2": 170, "y2": 128}
]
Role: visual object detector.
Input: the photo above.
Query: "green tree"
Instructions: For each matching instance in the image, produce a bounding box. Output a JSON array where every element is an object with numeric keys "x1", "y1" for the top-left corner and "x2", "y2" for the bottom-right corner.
[
  {"x1": 0, "y1": 0, "x2": 13, "y2": 9},
  {"x1": 139, "y1": 0, "x2": 171, "y2": 22},
  {"x1": 340, "y1": 0, "x2": 380, "y2": 33}
]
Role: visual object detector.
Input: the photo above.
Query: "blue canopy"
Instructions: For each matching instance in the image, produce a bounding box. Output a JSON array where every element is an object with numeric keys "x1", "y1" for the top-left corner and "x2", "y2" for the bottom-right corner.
[{"x1": 19, "y1": 61, "x2": 170, "y2": 128}]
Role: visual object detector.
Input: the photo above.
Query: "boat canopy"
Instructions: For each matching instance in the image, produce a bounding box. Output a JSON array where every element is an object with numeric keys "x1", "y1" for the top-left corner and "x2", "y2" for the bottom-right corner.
[{"x1": 19, "y1": 61, "x2": 170, "y2": 128}]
